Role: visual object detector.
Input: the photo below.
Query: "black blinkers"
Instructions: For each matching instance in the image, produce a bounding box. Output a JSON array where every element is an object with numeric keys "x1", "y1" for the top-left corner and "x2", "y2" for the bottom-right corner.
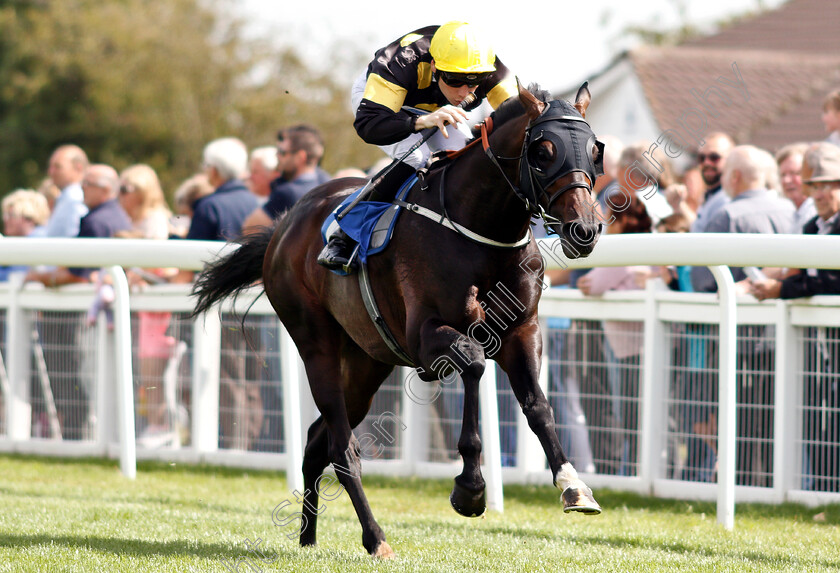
[{"x1": 518, "y1": 100, "x2": 604, "y2": 212}]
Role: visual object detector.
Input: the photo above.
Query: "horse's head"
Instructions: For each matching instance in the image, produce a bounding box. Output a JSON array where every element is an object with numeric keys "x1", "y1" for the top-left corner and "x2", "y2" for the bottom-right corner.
[{"x1": 517, "y1": 83, "x2": 604, "y2": 258}]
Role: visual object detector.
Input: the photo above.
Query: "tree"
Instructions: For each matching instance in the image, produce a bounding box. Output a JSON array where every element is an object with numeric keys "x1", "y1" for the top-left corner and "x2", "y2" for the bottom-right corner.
[{"x1": 0, "y1": 0, "x2": 381, "y2": 206}]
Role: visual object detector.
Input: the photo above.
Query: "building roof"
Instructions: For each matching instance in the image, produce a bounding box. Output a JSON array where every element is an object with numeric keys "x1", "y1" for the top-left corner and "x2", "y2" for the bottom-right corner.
[
  {"x1": 595, "y1": 0, "x2": 840, "y2": 151},
  {"x1": 631, "y1": 46, "x2": 840, "y2": 151},
  {"x1": 686, "y1": 0, "x2": 840, "y2": 55}
]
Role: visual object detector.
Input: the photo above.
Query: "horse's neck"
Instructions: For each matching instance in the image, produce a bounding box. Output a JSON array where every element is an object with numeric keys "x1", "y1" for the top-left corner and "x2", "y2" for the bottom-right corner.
[{"x1": 442, "y1": 120, "x2": 532, "y2": 243}]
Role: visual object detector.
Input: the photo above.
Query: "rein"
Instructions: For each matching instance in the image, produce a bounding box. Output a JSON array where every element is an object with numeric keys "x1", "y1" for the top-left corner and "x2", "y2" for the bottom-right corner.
[
  {"x1": 392, "y1": 115, "x2": 531, "y2": 250},
  {"x1": 393, "y1": 166, "x2": 531, "y2": 249},
  {"x1": 477, "y1": 119, "x2": 566, "y2": 236}
]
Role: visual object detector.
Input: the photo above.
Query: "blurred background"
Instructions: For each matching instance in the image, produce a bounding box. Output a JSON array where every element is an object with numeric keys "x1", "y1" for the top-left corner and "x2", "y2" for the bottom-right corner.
[{"x1": 1, "y1": 0, "x2": 827, "y2": 206}]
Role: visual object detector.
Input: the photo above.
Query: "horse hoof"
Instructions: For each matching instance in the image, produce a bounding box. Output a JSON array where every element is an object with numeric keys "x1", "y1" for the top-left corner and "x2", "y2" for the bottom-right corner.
[
  {"x1": 450, "y1": 482, "x2": 486, "y2": 517},
  {"x1": 371, "y1": 541, "x2": 395, "y2": 559},
  {"x1": 562, "y1": 485, "x2": 602, "y2": 515}
]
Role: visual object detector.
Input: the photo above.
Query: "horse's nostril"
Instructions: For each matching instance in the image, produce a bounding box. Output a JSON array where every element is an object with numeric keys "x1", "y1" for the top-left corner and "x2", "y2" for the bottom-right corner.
[{"x1": 564, "y1": 222, "x2": 598, "y2": 246}]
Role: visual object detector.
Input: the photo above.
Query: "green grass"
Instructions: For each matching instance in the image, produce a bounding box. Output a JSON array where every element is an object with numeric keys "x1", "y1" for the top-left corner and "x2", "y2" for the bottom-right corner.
[{"x1": 0, "y1": 455, "x2": 838, "y2": 572}]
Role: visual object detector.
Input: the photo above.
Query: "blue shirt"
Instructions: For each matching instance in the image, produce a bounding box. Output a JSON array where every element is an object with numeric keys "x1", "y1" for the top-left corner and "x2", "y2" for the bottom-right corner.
[
  {"x1": 691, "y1": 188, "x2": 795, "y2": 292},
  {"x1": 262, "y1": 168, "x2": 331, "y2": 219},
  {"x1": 44, "y1": 183, "x2": 88, "y2": 237},
  {"x1": 70, "y1": 199, "x2": 133, "y2": 279},
  {"x1": 187, "y1": 179, "x2": 258, "y2": 242},
  {"x1": 77, "y1": 199, "x2": 132, "y2": 239}
]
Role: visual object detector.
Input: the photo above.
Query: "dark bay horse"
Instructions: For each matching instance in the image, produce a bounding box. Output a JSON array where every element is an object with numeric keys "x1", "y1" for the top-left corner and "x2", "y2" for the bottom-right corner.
[{"x1": 193, "y1": 83, "x2": 604, "y2": 558}]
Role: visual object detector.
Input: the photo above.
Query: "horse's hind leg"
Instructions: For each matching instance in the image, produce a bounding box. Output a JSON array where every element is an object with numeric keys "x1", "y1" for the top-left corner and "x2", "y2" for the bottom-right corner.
[
  {"x1": 497, "y1": 324, "x2": 601, "y2": 514},
  {"x1": 299, "y1": 349, "x2": 394, "y2": 558},
  {"x1": 299, "y1": 416, "x2": 329, "y2": 547}
]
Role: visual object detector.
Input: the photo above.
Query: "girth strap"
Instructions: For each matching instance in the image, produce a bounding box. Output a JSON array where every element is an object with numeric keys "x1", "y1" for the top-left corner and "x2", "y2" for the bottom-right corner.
[{"x1": 358, "y1": 262, "x2": 415, "y2": 366}]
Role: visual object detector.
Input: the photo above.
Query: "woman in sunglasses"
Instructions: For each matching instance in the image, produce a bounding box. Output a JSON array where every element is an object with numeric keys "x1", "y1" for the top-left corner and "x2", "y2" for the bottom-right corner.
[{"x1": 319, "y1": 21, "x2": 518, "y2": 270}]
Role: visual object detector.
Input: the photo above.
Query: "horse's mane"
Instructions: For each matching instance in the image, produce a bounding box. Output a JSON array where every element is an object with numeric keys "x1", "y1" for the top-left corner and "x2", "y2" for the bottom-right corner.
[{"x1": 471, "y1": 83, "x2": 551, "y2": 138}]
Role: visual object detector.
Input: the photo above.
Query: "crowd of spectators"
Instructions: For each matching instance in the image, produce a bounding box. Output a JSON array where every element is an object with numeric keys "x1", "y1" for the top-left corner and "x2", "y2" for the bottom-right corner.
[
  {"x1": 2, "y1": 88, "x2": 840, "y2": 491},
  {"x1": 551, "y1": 87, "x2": 840, "y2": 491},
  {"x1": 0, "y1": 124, "x2": 376, "y2": 450}
]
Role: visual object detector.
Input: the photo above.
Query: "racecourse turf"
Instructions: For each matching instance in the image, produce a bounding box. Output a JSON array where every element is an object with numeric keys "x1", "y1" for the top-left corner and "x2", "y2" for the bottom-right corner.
[{"x1": 0, "y1": 455, "x2": 837, "y2": 572}]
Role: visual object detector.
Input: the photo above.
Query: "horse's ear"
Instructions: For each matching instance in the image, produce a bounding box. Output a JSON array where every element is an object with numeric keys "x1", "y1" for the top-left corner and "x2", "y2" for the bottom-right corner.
[
  {"x1": 517, "y1": 77, "x2": 545, "y2": 119},
  {"x1": 574, "y1": 82, "x2": 591, "y2": 118}
]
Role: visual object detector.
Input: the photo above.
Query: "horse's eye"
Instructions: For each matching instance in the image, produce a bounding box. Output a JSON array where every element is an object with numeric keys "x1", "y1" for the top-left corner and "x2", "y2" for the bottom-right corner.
[
  {"x1": 529, "y1": 141, "x2": 555, "y2": 170},
  {"x1": 591, "y1": 144, "x2": 601, "y2": 164}
]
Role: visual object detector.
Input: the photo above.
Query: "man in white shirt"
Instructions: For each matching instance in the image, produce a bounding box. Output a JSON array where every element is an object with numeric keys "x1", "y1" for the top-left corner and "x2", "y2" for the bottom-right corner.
[{"x1": 43, "y1": 144, "x2": 89, "y2": 237}]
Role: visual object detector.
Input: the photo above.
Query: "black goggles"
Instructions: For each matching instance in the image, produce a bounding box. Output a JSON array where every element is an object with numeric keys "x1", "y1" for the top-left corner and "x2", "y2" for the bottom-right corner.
[{"x1": 438, "y1": 70, "x2": 489, "y2": 88}]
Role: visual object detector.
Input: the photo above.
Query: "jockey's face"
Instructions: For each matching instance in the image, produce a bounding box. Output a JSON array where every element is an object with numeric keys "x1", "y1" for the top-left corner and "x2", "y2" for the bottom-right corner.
[
  {"x1": 438, "y1": 79, "x2": 478, "y2": 107},
  {"x1": 434, "y1": 63, "x2": 480, "y2": 107}
]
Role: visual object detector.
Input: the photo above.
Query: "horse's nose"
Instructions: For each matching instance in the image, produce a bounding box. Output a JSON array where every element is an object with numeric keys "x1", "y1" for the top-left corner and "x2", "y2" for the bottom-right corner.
[
  {"x1": 563, "y1": 221, "x2": 600, "y2": 246},
  {"x1": 561, "y1": 221, "x2": 602, "y2": 258}
]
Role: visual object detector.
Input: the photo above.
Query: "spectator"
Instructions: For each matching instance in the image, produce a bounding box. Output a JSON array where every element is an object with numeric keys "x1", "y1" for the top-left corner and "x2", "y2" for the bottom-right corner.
[
  {"x1": 752, "y1": 143, "x2": 840, "y2": 300},
  {"x1": 26, "y1": 163, "x2": 130, "y2": 441},
  {"x1": 241, "y1": 125, "x2": 330, "y2": 233},
  {"x1": 822, "y1": 90, "x2": 840, "y2": 147},
  {"x1": 663, "y1": 183, "x2": 696, "y2": 225},
  {"x1": 577, "y1": 191, "x2": 653, "y2": 475},
  {"x1": 26, "y1": 164, "x2": 131, "y2": 286},
  {"x1": 613, "y1": 143, "x2": 673, "y2": 227},
  {"x1": 0, "y1": 190, "x2": 51, "y2": 280},
  {"x1": 682, "y1": 166, "x2": 706, "y2": 217},
  {"x1": 171, "y1": 173, "x2": 213, "y2": 238},
  {"x1": 592, "y1": 135, "x2": 624, "y2": 211},
  {"x1": 181, "y1": 137, "x2": 257, "y2": 243},
  {"x1": 116, "y1": 165, "x2": 171, "y2": 242},
  {"x1": 115, "y1": 164, "x2": 181, "y2": 448},
  {"x1": 752, "y1": 142, "x2": 840, "y2": 492},
  {"x1": 776, "y1": 143, "x2": 817, "y2": 233},
  {"x1": 692, "y1": 145, "x2": 795, "y2": 293},
  {"x1": 695, "y1": 144, "x2": 794, "y2": 485},
  {"x1": 177, "y1": 137, "x2": 262, "y2": 451},
  {"x1": 43, "y1": 144, "x2": 89, "y2": 237},
  {"x1": 689, "y1": 132, "x2": 735, "y2": 233},
  {"x1": 246, "y1": 146, "x2": 279, "y2": 203}
]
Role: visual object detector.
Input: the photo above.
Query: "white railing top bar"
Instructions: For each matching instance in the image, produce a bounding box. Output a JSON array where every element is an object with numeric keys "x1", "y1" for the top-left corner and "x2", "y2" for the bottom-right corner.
[
  {"x1": 0, "y1": 238, "x2": 232, "y2": 270},
  {"x1": 1, "y1": 234, "x2": 838, "y2": 272},
  {"x1": 540, "y1": 233, "x2": 840, "y2": 270}
]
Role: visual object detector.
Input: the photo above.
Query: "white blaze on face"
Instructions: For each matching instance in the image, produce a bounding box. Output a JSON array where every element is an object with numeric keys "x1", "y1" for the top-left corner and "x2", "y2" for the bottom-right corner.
[{"x1": 555, "y1": 462, "x2": 584, "y2": 491}]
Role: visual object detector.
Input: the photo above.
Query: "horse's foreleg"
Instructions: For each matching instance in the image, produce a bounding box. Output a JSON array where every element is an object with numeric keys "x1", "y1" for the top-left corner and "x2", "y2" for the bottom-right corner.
[
  {"x1": 497, "y1": 324, "x2": 602, "y2": 515},
  {"x1": 418, "y1": 322, "x2": 487, "y2": 517}
]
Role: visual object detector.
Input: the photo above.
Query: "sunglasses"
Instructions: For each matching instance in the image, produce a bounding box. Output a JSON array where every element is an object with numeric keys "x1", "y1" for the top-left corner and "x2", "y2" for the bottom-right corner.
[
  {"x1": 438, "y1": 71, "x2": 487, "y2": 88},
  {"x1": 697, "y1": 152, "x2": 723, "y2": 164},
  {"x1": 806, "y1": 181, "x2": 840, "y2": 193}
]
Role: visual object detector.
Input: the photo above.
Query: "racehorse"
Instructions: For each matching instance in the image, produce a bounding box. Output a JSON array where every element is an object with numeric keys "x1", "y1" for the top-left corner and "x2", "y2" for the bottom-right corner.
[{"x1": 193, "y1": 83, "x2": 604, "y2": 558}]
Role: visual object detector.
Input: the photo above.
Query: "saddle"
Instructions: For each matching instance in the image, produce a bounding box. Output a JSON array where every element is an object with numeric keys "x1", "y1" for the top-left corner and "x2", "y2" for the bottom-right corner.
[{"x1": 320, "y1": 174, "x2": 419, "y2": 276}]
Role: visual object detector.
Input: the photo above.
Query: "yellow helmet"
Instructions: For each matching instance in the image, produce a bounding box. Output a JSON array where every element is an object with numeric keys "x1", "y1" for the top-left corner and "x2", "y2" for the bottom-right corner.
[{"x1": 429, "y1": 21, "x2": 496, "y2": 74}]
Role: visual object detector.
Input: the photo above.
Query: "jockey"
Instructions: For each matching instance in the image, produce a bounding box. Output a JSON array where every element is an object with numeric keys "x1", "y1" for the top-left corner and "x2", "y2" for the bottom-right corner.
[{"x1": 317, "y1": 21, "x2": 518, "y2": 271}]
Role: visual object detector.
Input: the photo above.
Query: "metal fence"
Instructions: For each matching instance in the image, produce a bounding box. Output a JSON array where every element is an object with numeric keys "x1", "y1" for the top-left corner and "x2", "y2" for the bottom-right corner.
[
  {"x1": 2, "y1": 277, "x2": 840, "y2": 507},
  {"x1": 2, "y1": 234, "x2": 840, "y2": 528}
]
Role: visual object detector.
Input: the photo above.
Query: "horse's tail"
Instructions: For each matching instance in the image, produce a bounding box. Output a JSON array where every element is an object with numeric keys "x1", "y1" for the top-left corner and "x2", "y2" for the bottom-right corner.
[{"x1": 191, "y1": 225, "x2": 274, "y2": 317}]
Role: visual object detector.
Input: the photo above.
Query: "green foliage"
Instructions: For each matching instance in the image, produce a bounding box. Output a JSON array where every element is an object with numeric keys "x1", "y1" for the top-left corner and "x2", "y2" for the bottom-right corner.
[{"x1": 0, "y1": 0, "x2": 381, "y2": 202}]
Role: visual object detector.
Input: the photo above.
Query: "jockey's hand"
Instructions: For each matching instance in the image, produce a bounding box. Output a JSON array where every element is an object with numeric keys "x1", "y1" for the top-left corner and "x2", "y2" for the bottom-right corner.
[{"x1": 415, "y1": 105, "x2": 469, "y2": 138}]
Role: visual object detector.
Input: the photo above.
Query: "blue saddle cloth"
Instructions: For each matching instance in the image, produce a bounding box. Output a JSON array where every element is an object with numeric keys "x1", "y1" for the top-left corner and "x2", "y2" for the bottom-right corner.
[{"x1": 321, "y1": 175, "x2": 418, "y2": 275}]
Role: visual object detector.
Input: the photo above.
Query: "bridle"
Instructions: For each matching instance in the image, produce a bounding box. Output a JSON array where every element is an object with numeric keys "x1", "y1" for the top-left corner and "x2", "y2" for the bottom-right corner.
[
  {"x1": 479, "y1": 100, "x2": 604, "y2": 234},
  {"x1": 393, "y1": 99, "x2": 604, "y2": 249}
]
